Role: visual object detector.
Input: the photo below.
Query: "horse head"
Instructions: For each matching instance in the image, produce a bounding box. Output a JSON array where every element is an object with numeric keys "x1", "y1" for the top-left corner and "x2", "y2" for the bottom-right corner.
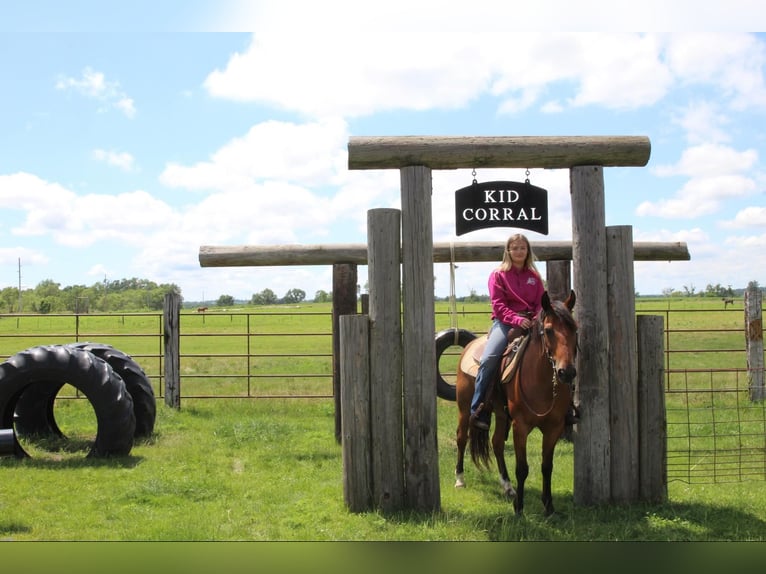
[{"x1": 539, "y1": 290, "x2": 578, "y2": 388}]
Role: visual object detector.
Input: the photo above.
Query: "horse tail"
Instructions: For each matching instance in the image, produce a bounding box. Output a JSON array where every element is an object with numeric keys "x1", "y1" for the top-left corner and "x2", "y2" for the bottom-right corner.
[{"x1": 469, "y1": 425, "x2": 491, "y2": 469}]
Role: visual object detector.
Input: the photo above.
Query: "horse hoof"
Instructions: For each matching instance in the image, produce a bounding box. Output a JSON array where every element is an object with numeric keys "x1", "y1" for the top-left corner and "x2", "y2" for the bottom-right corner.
[{"x1": 455, "y1": 473, "x2": 465, "y2": 488}]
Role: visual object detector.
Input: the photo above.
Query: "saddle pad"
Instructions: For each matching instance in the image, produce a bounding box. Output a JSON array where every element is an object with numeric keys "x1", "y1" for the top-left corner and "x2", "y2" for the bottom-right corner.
[
  {"x1": 459, "y1": 334, "x2": 487, "y2": 378},
  {"x1": 459, "y1": 333, "x2": 530, "y2": 383}
]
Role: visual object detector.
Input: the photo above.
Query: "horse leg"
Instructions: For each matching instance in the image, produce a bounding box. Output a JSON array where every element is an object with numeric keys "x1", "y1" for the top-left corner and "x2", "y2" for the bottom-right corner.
[
  {"x1": 455, "y1": 372, "x2": 472, "y2": 488},
  {"x1": 455, "y1": 413, "x2": 469, "y2": 488},
  {"x1": 492, "y1": 411, "x2": 515, "y2": 499},
  {"x1": 540, "y1": 426, "x2": 561, "y2": 516},
  {"x1": 512, "y1": 422, "x2": 530, "y2": 515}
]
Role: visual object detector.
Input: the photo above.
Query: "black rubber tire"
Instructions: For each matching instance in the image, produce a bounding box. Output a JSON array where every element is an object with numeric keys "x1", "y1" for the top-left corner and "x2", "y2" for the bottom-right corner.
[
  {"x1": 0, "y1": 345, "x2": 135, "y2": 458},
  {"x1": 13, "y1": 342, "x2": 156, "y2": 440},
  {"x1": 435, "y1": 328, "x2": 477, "y2": 402},
  {"x1": 70, "y1": 343, "x2": 156, "y2": 438},
  {"x1": 12, "y1": 379, "x2": 64, "y2": 438}
]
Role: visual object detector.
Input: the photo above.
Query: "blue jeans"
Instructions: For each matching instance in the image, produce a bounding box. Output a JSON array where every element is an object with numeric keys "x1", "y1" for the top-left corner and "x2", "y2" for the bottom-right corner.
[{"x1": 471, "y1": 319, "x2": 512, "y2": 415}]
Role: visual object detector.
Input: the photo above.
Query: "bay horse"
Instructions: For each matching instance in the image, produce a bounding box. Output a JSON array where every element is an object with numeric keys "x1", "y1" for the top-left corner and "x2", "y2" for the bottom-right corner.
[{"x1": 454, "y1": 290, "x2": 578, "y2": 516}]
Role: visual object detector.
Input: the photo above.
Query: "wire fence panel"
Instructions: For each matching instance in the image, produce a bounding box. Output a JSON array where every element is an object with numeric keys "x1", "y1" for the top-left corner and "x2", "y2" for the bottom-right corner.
[{"x1": 0, "y1": 303, "x2": 764, "y2": 482}]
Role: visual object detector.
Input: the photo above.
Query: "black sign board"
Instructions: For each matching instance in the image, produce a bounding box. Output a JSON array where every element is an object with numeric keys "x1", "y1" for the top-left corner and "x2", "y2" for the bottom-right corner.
[{"x1": 454, "y1": 180, "x2": 549, "y2": 236}]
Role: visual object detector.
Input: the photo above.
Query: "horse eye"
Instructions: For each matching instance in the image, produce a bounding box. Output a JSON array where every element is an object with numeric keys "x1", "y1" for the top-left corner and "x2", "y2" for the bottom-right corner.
[{"x1": 544, "y1": 327, "x2": 554, "y2": 338}]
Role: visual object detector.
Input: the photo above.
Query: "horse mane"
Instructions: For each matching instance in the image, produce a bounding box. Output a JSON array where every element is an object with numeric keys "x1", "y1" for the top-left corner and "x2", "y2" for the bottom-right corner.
[{"x1": 532, "y1": 299, "x2": 578, "y2": 343}]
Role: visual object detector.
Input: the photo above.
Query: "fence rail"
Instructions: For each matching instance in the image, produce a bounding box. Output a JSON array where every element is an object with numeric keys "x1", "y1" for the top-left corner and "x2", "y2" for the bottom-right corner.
[{"x1": 0, "y1": 301, "x2": 764, "y2": 484}]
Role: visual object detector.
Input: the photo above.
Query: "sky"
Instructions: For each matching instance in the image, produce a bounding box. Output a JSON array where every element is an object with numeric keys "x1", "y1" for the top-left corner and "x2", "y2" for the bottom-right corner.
[{"x1": 1, "y1": 1, "x2": 766, "y2": 303}]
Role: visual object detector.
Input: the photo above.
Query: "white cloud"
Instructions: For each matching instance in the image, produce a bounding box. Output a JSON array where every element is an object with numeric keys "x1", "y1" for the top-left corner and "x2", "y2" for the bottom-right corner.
[
  {"x1": 640, "y1": 144, "x2": 758, "y2": 218},
  {"x1": 56, "y1": 67, "x2": 136, "y2": 118},
  {"x1": 92, "y1": 149, "x2": 135, "y2": 171},
  {"x1": 160, "y1": 118, "x2": 350, "y2": 190},
  {"x1": 666, "y1": 33, "x2": 766, "y2": 109},
  {"x1": 672, "y1": 101, "x2": 731, "y2": 144},
  {"x1": 720, "y1": 205, "x2": 766, "y2": 229}
]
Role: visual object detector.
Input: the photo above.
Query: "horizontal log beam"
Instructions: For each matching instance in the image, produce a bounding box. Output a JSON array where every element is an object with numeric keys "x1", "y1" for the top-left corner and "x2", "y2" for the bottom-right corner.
[
  {"x1": 347, "y1": 136, "x2": 651, "y2": 170},
  {"x1": 199, "y1": 241, "x2": 688, "y2": 267}
]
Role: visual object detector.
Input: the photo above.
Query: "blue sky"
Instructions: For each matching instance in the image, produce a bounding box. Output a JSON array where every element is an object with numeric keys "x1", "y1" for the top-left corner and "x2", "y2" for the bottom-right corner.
[{"x1": 1, "y1": 2, "x2": 766, "y2": 303}]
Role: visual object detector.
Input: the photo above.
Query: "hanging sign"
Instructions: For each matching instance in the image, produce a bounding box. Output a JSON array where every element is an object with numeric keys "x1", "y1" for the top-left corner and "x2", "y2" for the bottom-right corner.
[{"x1": 454, "y1": 180, "x2": 548, "y2": 236}]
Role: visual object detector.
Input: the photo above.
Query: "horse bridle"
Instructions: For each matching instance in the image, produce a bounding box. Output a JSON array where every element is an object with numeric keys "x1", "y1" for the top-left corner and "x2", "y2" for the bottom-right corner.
[{"x1": 517, "y1": 312, "x2": 577, "y2": 418}]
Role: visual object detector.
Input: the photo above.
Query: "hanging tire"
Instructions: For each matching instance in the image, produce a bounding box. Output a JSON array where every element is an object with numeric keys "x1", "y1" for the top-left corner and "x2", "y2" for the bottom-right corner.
[
  {"x1": 435, "y1": 328, "x2": 477, "y2": 402},
  {"x1": 13, "y1": 342, "x2": 156, "y2": 440},
  {"x1": 0, "y1": 345, "x2": 135, "y2": 458}
]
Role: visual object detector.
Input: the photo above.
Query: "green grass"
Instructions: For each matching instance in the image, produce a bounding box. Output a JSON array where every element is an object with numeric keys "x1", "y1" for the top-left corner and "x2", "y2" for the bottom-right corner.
[
  {"x1": 2, "y1": 397, "x2": 765, "y2": 541},
  {"x1": 0, "y1": 296, "x2": 764, "y2": 540}
]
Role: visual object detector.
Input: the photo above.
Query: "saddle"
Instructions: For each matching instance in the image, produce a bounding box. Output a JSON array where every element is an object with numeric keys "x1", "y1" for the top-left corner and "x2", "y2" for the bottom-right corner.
[{"x1": 459, "y1": 332, "x2": 530, "y2": 385}]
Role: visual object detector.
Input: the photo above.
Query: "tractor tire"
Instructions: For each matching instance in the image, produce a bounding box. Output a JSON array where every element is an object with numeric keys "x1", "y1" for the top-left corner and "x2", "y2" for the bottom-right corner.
[
  {"x1": 69, "y1": 343, "x2": 156, "y2": 438},
  {"x1": 434, "y1": 328, "x2": 477, "y2": 402},
  {"x1": 0, "y1": 345, "x2": 135, "y2": 458},
  {"x1": 13, "y1": 342, "x2": 156, "y2": 440}
]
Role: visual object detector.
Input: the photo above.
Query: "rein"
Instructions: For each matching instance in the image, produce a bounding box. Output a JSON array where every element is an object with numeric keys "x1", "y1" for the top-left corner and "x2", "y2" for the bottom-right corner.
[{"x1": 515, "y1": 314, "x2": 563, "y2": 418}]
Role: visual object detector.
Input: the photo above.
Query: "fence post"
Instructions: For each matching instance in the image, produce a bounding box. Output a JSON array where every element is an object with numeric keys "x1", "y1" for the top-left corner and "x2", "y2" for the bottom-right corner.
[
  {"x1": 340, "y1": 314, "x2": 372, "y2": 512},
  {"x1": 400, "y1": 165, "x2": 440, "y2": 512},
  {"x1": 164, "y1": 292, "x2": 181, "y2": 409},
  {"x1": 571, "y1": 165, "x2": 611, "y2": 506},
  {"x1": 332, "y1": 263, "x2": 358, "y2": 444},
  {"x1": 367, "y1": 208, "x2": 405, "y2": 512},
  {"x1": 606, "y1": 225, "x2": 639, "y2": 503},
  {"x1": 745, "y1": 283, "x2": 764, "y2": 402},
  {"x1": 637, "y1": 314, "x2": 667, "y2": 502}
]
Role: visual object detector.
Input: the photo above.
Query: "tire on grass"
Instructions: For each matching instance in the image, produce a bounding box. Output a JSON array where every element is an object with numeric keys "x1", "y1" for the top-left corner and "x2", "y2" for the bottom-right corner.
[
  {"x1": 69, "y1": 342, "x2": 155, "y2": 438},
  {"x1": 13, "y1": 342, "x2": 156, "y2": 440},
  {"x1": 0, "y1": 345, "x2": 135, "y2": 458}
]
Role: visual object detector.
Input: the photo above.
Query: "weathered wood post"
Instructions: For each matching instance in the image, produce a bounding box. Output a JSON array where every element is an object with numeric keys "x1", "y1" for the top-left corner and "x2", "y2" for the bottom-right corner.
[
  {"x1": 400, "y1": 166, "x2": 440, "y2": 511},
  {"x1": 637, "y1": 314, "x2": 667, "y2": 502},
  {"x1": 367, "y1": 208, "x2": 405, "y2": 511},
  {"x1": 163, "y1": 291, "x2": 181, "y2": 408},
  {"x1": 332, "y1": 263, "x2": 358, "y2": 443},
  {"x1": 571, "y1": 166, "x2": 611, "y2": 505},
  {"x1": 745, "y1": 283, "x2": 764, "y2": 402},
  {"x1": 606, "y1": 225, "x2": 639, "y2": 503},
  {"x1": 339, "y1": 313, "x2": 372, "y2": 511}
]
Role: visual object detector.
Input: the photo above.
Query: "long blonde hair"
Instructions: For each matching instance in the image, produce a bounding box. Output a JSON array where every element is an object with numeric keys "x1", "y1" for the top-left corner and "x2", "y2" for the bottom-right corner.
[{"x1": 498, "y1": 233, "x2": 541, "y2": 275}]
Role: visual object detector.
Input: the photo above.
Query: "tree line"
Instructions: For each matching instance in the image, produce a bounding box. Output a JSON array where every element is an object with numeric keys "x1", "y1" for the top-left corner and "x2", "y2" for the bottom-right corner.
[{"x1": 1, "y1": 278, "x2": 181, "y2": 314}]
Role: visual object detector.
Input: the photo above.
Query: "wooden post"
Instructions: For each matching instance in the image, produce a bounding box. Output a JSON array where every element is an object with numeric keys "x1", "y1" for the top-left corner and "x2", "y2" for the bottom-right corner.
[
  {"x1": 332, "y1": 263, "x2": 358, "y2": 444},
  {"x1": 545, "y1": 260, "x2": 571, "y2": 302},
  {"x1": 637, "y1": 315, "x2": 667, "y2": 503},
  {"x1": 546, "y1": 260, "x2": 573, "y2": 442},
  {"x1": 606, "y1": 225, "x2": 639, "y2": 503},
  {"x1": 163, "y1": 291, "x2": 181, "y2": 409},
  {"x1": 745, "y1": 284, "x2": 764, "y2": 402},
  {"x1": 400, "y1": 166, "x2": 440, "y2": 512},
  {"x1": 571, "y1": 166, "x2": 611, "y2": 506},
  {"x1": 367, "y1": 208, "x2": 405, "y2": 511},
  {"x1": 340, "y1": 314, "x2": 372, "y2": 512}
]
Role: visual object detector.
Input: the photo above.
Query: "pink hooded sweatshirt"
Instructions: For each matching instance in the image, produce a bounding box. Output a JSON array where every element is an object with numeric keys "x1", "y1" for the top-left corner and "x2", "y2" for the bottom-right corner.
[{"x1": 488, "y1": 266, "x2": 544, "y2": 327}]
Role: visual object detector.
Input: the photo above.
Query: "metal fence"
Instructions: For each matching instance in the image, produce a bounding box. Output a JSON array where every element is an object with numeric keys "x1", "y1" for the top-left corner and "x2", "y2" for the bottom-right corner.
[{"x1": 0, "y1": 304, "x2": 763, "y2": 484}]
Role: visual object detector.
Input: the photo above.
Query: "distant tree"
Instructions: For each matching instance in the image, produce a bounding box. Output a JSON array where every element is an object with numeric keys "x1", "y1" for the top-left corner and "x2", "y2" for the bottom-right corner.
[
  {"x1": 0, "y1": 287, "x2": 18, "y2": 313},
  {"x1": 682, "y1": 284, "x2": 696, "y2": 297},
  {"x1": 661, "y1": 287, "x2": 674, "y2": 298},
  {"x1": 217, "y1": 294, "x2": 234, "y2": 307},
  {"x1": 251, "y1": 288, "x2": 277, "y2": 305},
  {"x1": 314, "y1": 290, "x2": 331, "y2": 303},
  {"x1": 282, "y1": 288, "x2": 306, "y2": 304}
]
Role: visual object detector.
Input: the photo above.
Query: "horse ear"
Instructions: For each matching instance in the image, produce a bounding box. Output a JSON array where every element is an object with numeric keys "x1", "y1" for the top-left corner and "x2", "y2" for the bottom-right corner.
[
  {"x1": 541, "y1": 290, "x2": 552, "y2": 311},
  {"x1": 564, "y1": 289, "x2": 576, "y2": 311}
]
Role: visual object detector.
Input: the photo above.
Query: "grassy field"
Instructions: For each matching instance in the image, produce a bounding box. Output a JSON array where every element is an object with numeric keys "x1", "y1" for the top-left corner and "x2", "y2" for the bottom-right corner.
[{"x1": 0, "y1": 297, "x2": 764, "y2": 541}]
